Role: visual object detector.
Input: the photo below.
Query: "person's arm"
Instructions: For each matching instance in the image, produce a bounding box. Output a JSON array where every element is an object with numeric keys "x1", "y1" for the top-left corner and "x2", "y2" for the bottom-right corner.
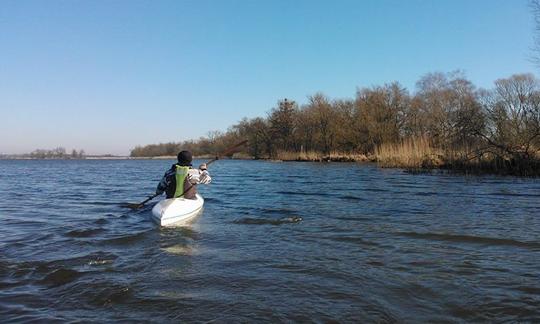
[
  {"x1": 198, "y1": 163, "x2": 211, "y2": 184},
  {"x1": 156, "y1": 169, "x2": 174, "y2": 195},
  {"x1": 187, "y1": 164, "x2": 212, "y2": 185},
  {"x1": 198, "y1": 170, "x2": 211, "y2": 184}
]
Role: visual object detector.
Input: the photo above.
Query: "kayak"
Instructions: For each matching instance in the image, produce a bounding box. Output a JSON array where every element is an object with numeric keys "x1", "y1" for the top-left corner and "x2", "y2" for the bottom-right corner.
[{"x1": 151, "y1": 194, "x2": 204, "y2": 227}]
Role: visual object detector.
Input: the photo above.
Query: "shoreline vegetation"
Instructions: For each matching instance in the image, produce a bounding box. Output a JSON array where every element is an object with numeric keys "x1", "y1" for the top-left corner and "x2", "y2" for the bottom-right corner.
[
  {"x1": 0, "y1": 148, "x2": 86, "y2": 160},
  {"x1": 3, "y1": 148, "x2": 539, "y2": 176},
  {"x1": 4, "y1": 72, "x2": 539, "y2": 176},
  {"x1": 130, "y1": 72, "x2": 540, "y2": 177}
]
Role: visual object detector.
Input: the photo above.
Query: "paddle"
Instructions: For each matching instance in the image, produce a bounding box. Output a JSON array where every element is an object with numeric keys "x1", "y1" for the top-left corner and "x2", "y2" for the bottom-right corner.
[{"x1": 122, "y1": 140, "x2": 248, "y2": 209}]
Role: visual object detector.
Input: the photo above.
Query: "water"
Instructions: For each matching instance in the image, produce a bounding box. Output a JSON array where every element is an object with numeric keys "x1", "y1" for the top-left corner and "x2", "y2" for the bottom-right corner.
[{"x1": 0, "y1": 159, "x2": 539, "y2": 322}]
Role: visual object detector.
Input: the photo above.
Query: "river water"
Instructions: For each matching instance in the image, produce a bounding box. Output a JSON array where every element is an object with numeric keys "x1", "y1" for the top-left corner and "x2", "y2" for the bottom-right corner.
[{"x1": 0, "y1": 159, "x2": 539, "y2": 322}]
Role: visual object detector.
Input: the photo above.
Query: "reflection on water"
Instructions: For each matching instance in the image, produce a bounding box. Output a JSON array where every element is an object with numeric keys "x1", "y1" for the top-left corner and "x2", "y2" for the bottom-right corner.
[
  {"x1": 0, "y1": 159, "x2": 539, "y2": 322},
  {"x1": 159, "y1": 226, "x2": 200, "y2": 255}
]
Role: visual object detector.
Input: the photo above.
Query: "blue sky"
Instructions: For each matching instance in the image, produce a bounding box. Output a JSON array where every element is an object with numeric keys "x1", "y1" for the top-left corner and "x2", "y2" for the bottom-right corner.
[{"x1": 0, "y1": 0, "x2": 536, "y2": 155}]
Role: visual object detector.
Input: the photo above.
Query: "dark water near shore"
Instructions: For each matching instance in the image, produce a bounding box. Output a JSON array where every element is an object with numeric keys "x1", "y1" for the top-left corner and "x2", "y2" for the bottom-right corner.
[{"x1": 1, "y1": 159, "x2": 539, "y2": 322}]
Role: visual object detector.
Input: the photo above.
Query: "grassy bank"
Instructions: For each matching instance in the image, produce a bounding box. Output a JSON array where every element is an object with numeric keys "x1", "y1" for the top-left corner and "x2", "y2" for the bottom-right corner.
[{"x1": 376, "y1": 138, "x2": 540, "y2": 176}]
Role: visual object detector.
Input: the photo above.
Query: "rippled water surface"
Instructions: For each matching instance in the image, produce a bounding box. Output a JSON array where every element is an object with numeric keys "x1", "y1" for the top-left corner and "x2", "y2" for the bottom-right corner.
[{"x1": 1, "y1": 159, "x2": 539, "y2": 322}]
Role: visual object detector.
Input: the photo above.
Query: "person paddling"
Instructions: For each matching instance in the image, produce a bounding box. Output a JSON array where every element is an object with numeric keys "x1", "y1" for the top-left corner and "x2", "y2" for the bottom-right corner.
[{"x1": 156, "y1": 150, "x2": 211, "y2": 199}]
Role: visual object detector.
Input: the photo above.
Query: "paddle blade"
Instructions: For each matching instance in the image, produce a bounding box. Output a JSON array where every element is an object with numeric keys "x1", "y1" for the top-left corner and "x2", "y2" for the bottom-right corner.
[
  {"x1": 120, "y1": 202, "x2": 143, "y2": 209},
  {"x1": 120, "y1": 194, "x2": 158, "y2": 209}
]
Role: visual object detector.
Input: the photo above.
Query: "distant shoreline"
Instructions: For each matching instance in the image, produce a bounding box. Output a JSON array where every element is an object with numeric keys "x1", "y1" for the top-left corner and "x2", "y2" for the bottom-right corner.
[
  {"x1": 0, "y1": 155, "x2": 223, "y2": 160},
  {"x1": 0, "y1": 154, "x2": 368, "y2": 162},
  {"x1": 0, "y1": 156, "x2": 166, "y2": 160},
  {"x1": 2, "y1": 154, "x2": 538, "y2": 177}
]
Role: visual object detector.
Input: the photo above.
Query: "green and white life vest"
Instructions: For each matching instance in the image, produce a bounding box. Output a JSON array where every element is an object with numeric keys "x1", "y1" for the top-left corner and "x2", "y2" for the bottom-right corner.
[{"x1": 174, "y1": 165, "x2": 190, "y2": 198}]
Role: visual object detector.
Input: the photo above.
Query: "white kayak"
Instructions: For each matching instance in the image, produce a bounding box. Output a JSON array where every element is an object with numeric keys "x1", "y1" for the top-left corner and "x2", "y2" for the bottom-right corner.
[{"x1": 151, "y1": 194, "x2": 204, "y2": 227}]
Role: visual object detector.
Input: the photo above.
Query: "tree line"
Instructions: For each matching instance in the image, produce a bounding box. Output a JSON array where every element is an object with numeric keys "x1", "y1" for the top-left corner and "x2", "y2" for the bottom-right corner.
[
  {"x1": 131, "y1": 72, "x2": 540, "y2": 175},
  {"x1": 29, "y1": 147, "x2": 86, "y2": 159}
]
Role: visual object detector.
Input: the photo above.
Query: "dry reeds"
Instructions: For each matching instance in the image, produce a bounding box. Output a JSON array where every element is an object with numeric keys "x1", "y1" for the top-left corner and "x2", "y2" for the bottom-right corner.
[
  {"x1": 275, "y1": 150, "x2": 370, "y2": 162},
  {"x1": 376, "y1": 138, "x2": 540, "y2": 176},
  {"x1": 375, "y1": 137, "x2": 443, "y2": 169}
]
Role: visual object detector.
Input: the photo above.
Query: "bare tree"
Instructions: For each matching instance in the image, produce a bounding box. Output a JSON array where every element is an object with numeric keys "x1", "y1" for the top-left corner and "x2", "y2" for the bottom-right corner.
[
  {"x1": 413, "y1": 71, "x2": 483, "y2": 150},
  {"x1": 268, "y1": 98, "x2": 298, "y2": 152},
  {"x1": 332, "y1": 99, "x2": 357, "y2": 152},
  {"x1": 355, "y1": 83, "x2": 408, "y2": 153},
  {"x1": 479, "y1": 74, "x2": 540, "y2": 159},
  {"x1": 306, "y1": 93, "x2": 336, "y2": 154}
]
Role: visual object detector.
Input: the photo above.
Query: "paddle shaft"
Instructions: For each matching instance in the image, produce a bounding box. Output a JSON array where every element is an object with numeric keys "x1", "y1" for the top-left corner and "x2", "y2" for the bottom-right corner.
[
  {"x1": 203, "y1": 140, "x2": 248, "y2": 166},
  {"x1": 139, "y1": 193, "x2": 159, "y2": 206}
]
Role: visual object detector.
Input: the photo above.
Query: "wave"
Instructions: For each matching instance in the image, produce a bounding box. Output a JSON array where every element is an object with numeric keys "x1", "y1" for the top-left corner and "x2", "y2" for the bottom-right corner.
[
  {"x1": 334, "y1": 216, "x2": 373, "y2": 222},
  {"x1": 339, "y1": 195, "x2": 365, "y2": 201},
  {"x1": 89, "y1": 283, "x2": 133, "y2": 306},
  {"x1": 2, "y1": 251, "x2": 118, "y2": 274},
  {"x1": 98, "y1": 231, "x2": 150, "y2": 245},
  {"x1": 324, "y1": 235, "x2": 380, "y2": 247},
  {"x1": 276, "y1": 191, "x2": 318, "y2": 196},
  {"x1": 203, "y1": 197, "x2": 223, "y2": 203},
  {"x1": 79, "y1": 201, "x2": 124, "y2": 206},
  {"x1": 235, "y1": 206, "x2": 298, "y2": 217},
  {"x1": 233, "y1": 216, "x2": 303, "y2": 225},
  {"x1": 480, "y1": 192, "x2": 540, "y2": 198},
  {"x1": 261, "y1": 208, "x2": 297, "y2": 215},
  {"x1": 395, "y1": 232, "x2": 540, "y2": 250},
  {"x1": 0, "y1": 252, "x2": 119, "y2": 292},
  {"x1": 40, "y1": 268, "x2": 82, "y2": 287},
  {"x1": 94, "y1": 218, "x2": 109, "y2": 225},
  {"x1": 65, "y1": 228, "x2": 105, "y2": 238}
]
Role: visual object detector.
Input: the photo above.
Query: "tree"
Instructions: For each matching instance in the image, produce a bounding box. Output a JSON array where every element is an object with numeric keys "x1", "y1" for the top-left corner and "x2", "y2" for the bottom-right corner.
[
  {"x1": 306, "y1": 93, "x2": 336, "y2": 154},
  {"x1": 268, "y1": 98, "x2": 298, "y2": 152},
  {"x1": 413, "y1": 71, "x2": 483, "y2": 149},
  {"x1": 355, "y1": 83, "x2": 409, "y2": 153},
  {"x1": 233, "y1": 117, "x2": 273, "y2": 158},
  {"x1": 53, "y1": 147, "x2": 66, "y2": 158},
  {"x1": 479, "y1": 74, "x2": 540, "y2": 159},
  {"x1": 295, "y1": 105, "x2": 318, "y2": 152}
]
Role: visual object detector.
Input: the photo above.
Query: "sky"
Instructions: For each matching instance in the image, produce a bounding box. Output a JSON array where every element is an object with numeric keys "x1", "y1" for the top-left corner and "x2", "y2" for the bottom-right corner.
[{"x1": 0, "y1": 0, "x2": 537, "y2": 155}]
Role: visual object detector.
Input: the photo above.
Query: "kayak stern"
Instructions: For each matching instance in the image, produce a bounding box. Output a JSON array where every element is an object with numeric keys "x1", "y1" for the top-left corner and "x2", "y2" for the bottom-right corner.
[{"x1": 151, "y1": 194, "x2": 204, "y2": 227}]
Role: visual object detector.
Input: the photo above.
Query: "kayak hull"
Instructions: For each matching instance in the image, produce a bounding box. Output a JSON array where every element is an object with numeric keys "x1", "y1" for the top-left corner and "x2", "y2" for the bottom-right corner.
[{"x1": 151, "y1": 194, "x2": 204, "y2": 227}]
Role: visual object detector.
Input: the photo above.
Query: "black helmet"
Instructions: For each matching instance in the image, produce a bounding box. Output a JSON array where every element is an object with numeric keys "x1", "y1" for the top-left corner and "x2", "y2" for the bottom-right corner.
[{"x1": 177, "y1": 150, "x2": 193, "y2": 166}]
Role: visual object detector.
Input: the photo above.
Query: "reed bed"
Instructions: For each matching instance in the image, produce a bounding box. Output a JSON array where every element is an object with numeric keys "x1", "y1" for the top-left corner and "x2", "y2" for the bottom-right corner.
[
  {"x1": 375, "y1": 137, "x2": 443, "y2": 169},
  {"x1": 376, "y1": 138, "x2": 540, "y2": 176},
  {"x1": 275, "y1": 150, "x2": 370, "y2": 162}
]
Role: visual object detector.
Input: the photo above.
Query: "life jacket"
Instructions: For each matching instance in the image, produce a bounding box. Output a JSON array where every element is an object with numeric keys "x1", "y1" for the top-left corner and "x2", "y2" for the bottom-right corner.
[{"x1": 172, "y1": 165, "x2": 197, "y2": 199}]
